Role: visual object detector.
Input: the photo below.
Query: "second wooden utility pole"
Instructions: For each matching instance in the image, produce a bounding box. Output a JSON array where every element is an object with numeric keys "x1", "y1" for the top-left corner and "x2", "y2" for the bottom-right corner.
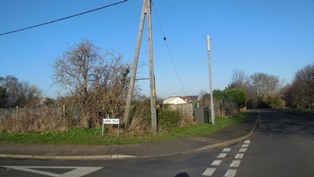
[{"x1": 124, "y1": 0, "x2": 157, "y2": 135}]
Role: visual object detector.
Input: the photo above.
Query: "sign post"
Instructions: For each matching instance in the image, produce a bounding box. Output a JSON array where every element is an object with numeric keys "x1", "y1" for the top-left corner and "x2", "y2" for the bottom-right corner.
[{"x1": 102, "y1": 118, "x2": 120, "y2": 137}]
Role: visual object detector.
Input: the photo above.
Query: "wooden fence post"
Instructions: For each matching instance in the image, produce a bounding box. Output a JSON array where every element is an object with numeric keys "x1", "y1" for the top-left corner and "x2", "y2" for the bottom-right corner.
[
  {"x1": 16, "y1": 106, "x2": 19, "y2": 119},
  {"x1": 62, "y1": 104, "x2": 66, "y2": 126}
]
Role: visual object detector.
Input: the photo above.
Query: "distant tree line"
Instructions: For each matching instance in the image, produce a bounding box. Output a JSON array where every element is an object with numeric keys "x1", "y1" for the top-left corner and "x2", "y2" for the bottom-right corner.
[
  {"x1": 228, "y1": 70, "x2": 285, "y2": 109},
  {"x1": 200, "y1": 63, "x2": 314, "y2": 116},
  {"x1": 284, "y1": 63, "x2": 314, "y2": 110},
  {"x1": 0, "y1": 76, "x2": 42, "y2": 108},
  {"x1": 219, "y1": 63, "x2": 314, "y2": 112}
]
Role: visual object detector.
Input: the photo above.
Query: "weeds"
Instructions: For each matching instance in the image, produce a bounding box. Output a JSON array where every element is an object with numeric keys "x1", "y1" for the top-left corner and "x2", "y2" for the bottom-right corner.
[{"x1": 0, "y1": 112, "x2": 247, "y2": 145}]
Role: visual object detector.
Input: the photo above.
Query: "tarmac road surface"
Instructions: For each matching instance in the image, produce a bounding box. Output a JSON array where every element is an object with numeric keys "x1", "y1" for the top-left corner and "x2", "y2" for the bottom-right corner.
[
  {"x1": 0, "y1": 142, "x2": 249, "y2": 177},
  {"x1": 1, "y1": 110, "x2": 312, "y2": 177},
  {"x1": 236, "y1": 110, "x2": 314, "y2": 177}
]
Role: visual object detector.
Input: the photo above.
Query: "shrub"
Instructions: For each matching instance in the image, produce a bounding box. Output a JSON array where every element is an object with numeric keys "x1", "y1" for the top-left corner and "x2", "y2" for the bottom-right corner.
[
  {"x1": 128, "y1": 98, "x2": 183, "y2": 133},
  {"x1": 213, "y1": 88, "x2": 247, "y2": 117},
  {"x1": 158, "y1": 110, "x2": 180, "y2": 131}
]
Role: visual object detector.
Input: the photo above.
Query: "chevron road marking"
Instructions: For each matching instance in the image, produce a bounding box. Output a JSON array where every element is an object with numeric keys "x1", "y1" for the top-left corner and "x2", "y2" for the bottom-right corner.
[{"x1": 2, "y1": 166, "x2": 103, "y2": 177}]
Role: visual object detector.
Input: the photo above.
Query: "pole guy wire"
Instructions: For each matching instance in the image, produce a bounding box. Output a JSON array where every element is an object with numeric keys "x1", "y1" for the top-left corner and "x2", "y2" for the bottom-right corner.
[{"x1": 151, "y1": 0, "x2": 187, "y2": 96}]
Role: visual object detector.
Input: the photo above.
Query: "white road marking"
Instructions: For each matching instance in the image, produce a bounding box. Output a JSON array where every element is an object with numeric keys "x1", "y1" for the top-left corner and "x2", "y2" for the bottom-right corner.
[
  {"x1": 211, "y1": 160, "x2": 222, "y2": 166},
  {"x1": 203, "y1": 141, "x2": 252, "y2": 177},
  {"x1": 241, "y1": 144, "x2": 249, "y2": 148},
  {"x1": 230, "y1": 160, "x2": 241, "y2": 167},
  {"x1": 244, "y1": 140, "x2": 250, "y2": 144},
  {"x1": 222, "y1": 148, "x2": 231, "y2": 152},
  {"x1": 217, "y1": 153, "x2": 228, "y2": 158},
  {"x1": 202, "y1": 168, "x2": 216, "y2": 176},
  {"x1": 235, "y1": 153, "x2": 244, "y2": 159},
  {"x1": 2, "y1": 166, "x2": 103, "y2": 177},
  {"x1": 239, "y1": 148, "x2": 247, "y2": 152},
  {"x1": 224, "y1": 169, "x2": 237, "y2": 177}
]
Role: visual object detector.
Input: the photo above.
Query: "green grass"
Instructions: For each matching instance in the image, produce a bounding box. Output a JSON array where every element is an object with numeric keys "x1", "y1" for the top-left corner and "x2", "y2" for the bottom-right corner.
[
  {"x1": 0, "y1": 112, "x2": 247, "y2": 145},
  {"x1": 160, "y1": 112, "x2": 247, "y2": 139}
]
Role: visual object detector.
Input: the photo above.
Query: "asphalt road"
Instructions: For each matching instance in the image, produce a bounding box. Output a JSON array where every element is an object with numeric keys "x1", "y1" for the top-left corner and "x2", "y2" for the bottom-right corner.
[
  {"x1": 0, "y1": 141, "x2": 250, "y2": 177},
  {"x1": 0, "y1": 148, "x2": 224, "y2": 177},
  {"x1": 237, "y1": 109, "x2": 314, "y2": 177},
  {"x1": 0, "y1": 109, "x2": 313, "y2": 177}
]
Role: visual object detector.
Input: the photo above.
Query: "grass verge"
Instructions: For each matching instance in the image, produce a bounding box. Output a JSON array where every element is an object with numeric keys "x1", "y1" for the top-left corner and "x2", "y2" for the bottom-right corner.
[{"x1": 0, "y1": 112, "x2": 248, "y2": 145}]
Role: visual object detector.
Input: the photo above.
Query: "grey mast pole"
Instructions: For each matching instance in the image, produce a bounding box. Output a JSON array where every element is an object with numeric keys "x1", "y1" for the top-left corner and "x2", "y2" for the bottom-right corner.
[
  {"x1": 207, "y1": 35, "x2": 215, "y2": 125},
  {"x1": 123, "y1": 0, "x2": 146, "y2": 127}
]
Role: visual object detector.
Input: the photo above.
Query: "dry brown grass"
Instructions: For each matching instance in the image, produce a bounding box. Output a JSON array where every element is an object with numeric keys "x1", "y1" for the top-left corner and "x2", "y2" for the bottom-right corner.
[
  {"x1": 0, "y1": 102, "x2": 196, "y2": 135},
  {"x1": 0, "y1": 106, "x2": 72, "y2": 133}
]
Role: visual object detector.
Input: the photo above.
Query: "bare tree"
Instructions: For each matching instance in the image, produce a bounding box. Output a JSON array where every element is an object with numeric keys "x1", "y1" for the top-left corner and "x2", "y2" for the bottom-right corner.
[
  {"x1": 286, "y1": 63, "x2": 314, "y2": 109},
  {"x1": 91, "y1": 50, "x2": 130, "y2": 118},
  {"x1": 53, "y1": 40, "x2": 100, "y2": 128},
  {"x1": 18, "y1": 81, "x2": 42, "y2": 106},
  {"x1": 0, "y1": 76, "x2": 41, "y2": 107},
  {"x1": 229, "y1": 70, "x2": 256, "y2": 109},
  {"x1": 53, "y1": 40, "x2": 130, "y2": 128},
  {"x1": 250, "y1": 72, "x2": 283, "y2": 96},
  {"x1": 230, "y1": 70, "x2": 250, "y2": 89},
  {"x1": 0, "y1": 76, "x2": 20, "y2": 106}
]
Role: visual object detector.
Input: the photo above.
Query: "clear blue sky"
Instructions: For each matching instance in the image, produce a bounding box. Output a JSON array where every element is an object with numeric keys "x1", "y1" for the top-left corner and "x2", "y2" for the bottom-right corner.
[{"x1": 1, "y1": 0, "x2": 313, "y2": 99}]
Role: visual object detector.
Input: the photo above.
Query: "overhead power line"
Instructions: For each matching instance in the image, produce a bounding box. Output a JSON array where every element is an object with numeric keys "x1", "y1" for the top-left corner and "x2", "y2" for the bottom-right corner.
[
  {"x1": 0, "y1": 0, "x2": 128, "y2": 37},
  {"x1": 151, "y1": 1, "x2": 187, "y2": 96}
]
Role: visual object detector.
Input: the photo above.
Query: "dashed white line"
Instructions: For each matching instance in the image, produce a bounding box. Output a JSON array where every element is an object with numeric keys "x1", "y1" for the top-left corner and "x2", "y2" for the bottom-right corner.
[
  {"x1": 244, "y1": 140, "x2": 250, "y2": 144},
  {"x1": 222, "y1": 148, "x2": 232, "y2": 152},
  {"x1": 202, "y1": 168, "x2": 216, "y2": 176},
  {"x1": 224, "y1": 169, "x2": 237, "y2": 177},
  {"x1": 239, "y1": 148, "x2": 247, "y2": 152},
  {"x1": 230, "y1": 160, "x2": 241, "y2": 167},
  {"x1": 217, "y1": 153, "x2": 228, "y2": 158},
  {"x1": 203, "y1": 140, "x2": 251, "y2": 176},
  {"x1": 235, "y1": 153, "x2": 244, "y2": 159},
  {"x1": 241, "y1": 144, "x2": 249, "y2": 148},
  {"x1": 211, "y1": 160, "x2": 222, "y2": 166}
]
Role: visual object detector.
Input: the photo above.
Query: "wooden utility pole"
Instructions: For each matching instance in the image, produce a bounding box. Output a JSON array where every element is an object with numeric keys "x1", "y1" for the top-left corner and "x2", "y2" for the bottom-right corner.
[
  {"x1": 124, "y1": 0, "x2": 157, "y2": 134},
  {"x1": 123, "y1": 0, "x2": 146, "y2": 127}
]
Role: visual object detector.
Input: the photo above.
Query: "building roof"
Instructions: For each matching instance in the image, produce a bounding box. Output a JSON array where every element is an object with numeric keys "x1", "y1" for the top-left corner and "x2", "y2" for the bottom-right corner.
[{"x1": 163, "y1": 96, "x2": 187, "y2": 105}]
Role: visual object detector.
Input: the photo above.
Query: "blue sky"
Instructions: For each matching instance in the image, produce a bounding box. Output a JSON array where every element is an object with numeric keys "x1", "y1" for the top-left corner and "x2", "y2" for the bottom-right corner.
[{"x1": 1, "y1": 0, "x2": 313, "y2": 99}]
